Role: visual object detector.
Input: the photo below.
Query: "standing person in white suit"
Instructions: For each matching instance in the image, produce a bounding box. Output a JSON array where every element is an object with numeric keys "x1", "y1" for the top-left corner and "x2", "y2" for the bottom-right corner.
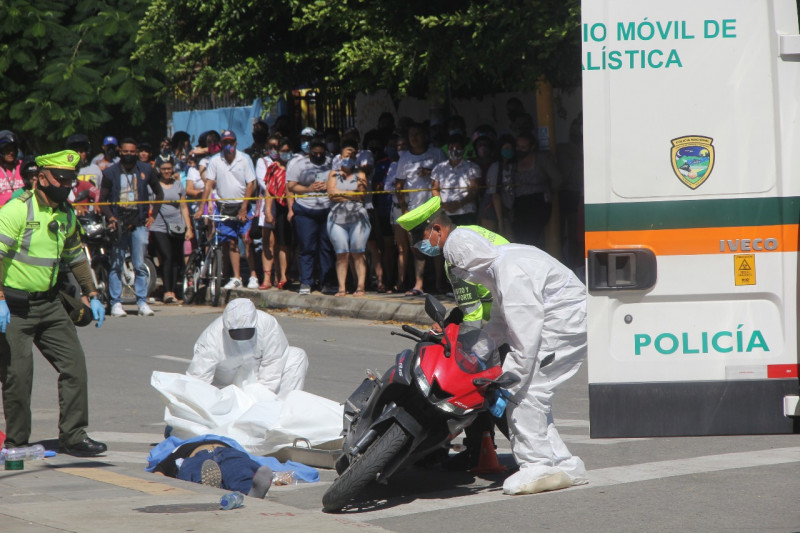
[
  {"x1": 407, "y1": 207, "x2": 588, "y2": 495},
  {"x1": 187, "y1": 298, "x2": 308, "y2": 393}
]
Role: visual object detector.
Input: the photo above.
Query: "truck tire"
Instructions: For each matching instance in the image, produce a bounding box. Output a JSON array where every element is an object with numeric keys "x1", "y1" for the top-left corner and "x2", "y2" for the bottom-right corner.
[{"x1": 322, "y1": 423, "x2": 408, "y2": 513}]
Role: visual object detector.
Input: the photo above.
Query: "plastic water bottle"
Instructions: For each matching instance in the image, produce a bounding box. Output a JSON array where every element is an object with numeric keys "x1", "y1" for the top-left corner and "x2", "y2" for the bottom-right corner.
[
  {"x1": 219, "y1": 492, "x2": 245, "y2": 510},
  {"x1": 2, "y1": 444, "x2": 45, "y2": 470},
  {"x1": 4, "y1": 444, "x2": 46, "y2": 461}
]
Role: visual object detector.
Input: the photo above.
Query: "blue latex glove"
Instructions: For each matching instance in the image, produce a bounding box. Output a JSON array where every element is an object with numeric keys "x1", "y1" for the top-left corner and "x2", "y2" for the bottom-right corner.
[
  {"x1": 90, "y1": 298, "x2": 105, "y2": 328},
  {"x1": 488, "y1": 389, "x2": 509, "y2": 418},
  {"x1": 0, "y1": 299, "x2": 9, "y2": 333}
]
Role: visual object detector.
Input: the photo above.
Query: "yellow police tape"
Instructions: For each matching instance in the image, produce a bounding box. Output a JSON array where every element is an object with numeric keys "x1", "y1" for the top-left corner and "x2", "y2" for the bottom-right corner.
[{"x1": 78, "y1": 185, "x2": 491, "y2": 207}]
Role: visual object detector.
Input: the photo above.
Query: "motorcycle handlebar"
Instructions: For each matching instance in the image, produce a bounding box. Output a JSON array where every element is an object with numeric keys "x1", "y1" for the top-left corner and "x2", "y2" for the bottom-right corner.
[{"x1": 402, "y1": 325, "x2": 426, "y2": 338}]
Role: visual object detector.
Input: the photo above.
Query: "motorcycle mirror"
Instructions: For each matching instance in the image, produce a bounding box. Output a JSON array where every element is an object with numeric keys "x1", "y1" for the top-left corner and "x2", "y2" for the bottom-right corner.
[
  {"x1": 424, "y1": 294, "x2": 447, "y2": 325},
  {"x1": 74, "y1": 189, "x2": 91, "y2": 202},
  {"x1": 495, "y1": 372, "x2": 520, "y2": 388}
]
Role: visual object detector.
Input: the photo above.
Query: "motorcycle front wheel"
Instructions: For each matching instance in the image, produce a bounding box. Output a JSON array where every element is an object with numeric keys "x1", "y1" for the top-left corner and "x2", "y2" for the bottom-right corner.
[
  {"x1": 92, "y1": 263, "x2": 110, "y2": 310},
  {"x1": 322, "y1": 422, "x2": 409, "y2": 513},
  {"x1": 120, "y1": 257, "x2": 158, "y2": 304}
]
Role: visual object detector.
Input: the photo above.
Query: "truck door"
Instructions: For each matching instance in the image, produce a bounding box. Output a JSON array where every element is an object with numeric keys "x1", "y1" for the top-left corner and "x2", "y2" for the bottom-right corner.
[{"x1": 583, "y1": 0, "x2": 800, "y2": 436}]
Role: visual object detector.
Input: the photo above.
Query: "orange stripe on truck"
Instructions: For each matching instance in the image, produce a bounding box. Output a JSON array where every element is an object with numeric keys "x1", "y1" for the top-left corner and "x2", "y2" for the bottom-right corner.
[{"x1": 585, "y1": 224, "x2": 799, "y2": 256}]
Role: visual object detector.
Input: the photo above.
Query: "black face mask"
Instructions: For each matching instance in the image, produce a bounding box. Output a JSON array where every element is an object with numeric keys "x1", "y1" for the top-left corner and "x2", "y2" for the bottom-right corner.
[
  {"x1": 40, "y1": 182, "x2": 71, "y2": 204},
  {"x1": 309, "y1": 153, "x2": 326, "y2": 165},
  {"x1": 104, "y1": 147, "x2": 118, "y2": 160},
  {"x1": 120, "y1": 154, "x2": 137, "y2": 167}
]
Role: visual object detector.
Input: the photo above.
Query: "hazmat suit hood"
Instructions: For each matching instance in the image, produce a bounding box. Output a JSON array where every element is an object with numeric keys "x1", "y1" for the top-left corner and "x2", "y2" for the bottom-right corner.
[
  {"x1": 217, "y1": 299, "x2": 259, "y2": 385},
  {"x1": 444, "y1": 227, "x2": 503, "y2": 290}
]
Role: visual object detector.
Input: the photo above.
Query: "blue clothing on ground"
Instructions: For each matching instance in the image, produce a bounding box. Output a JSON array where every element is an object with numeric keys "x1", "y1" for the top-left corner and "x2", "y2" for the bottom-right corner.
[
  {"x1": 145, "y1": 433, "x2": 319, "y2": 483},
  {"x1": 177, "y1": 447, "x2": 261, "y2": 494}
]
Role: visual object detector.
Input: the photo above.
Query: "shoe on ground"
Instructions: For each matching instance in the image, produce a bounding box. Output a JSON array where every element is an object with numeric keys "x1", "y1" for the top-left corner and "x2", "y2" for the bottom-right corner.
[
  {"x1": 200, "y1": 459, "x2": 222, "y2": 488},
  {"x1": 223, "y1": 278, "x2": 243, "y2": 290},
  {"x1": 138, "y1": 302, "x2": 155, "y2": 316},
  {"x1": 246, "y1": 276, "x2": 260, "y2": 289},
  {"x1": 110, "y1": 302, "x2": 126, "y2": 317},
  {"x1": 503, "y1": 465, "x2": 572, "y2": 495},
  {"x1": 298, "y1": 284, "x2": 311, "y2": 295},
  {"x1": 248, "y1": 465, "x2": 273, "y2": 498},
  {"x1": 60, "y1": 437, "x2": 107, "y2": 457},
  {"x1": 321, "y1": 285, "x2": 338, "y2": 295}
]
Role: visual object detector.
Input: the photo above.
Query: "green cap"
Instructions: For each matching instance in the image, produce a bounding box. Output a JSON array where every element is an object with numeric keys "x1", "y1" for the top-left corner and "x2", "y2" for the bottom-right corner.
[
  {"x1": 35, "y1": 150, "x2": 79, "y2": 180},
  {"x1": 397, "y1": 196, "x2": 441, "y2": 232},
  {"x1": 35, "y1": 150, "x2": 80, "y2": 171}
]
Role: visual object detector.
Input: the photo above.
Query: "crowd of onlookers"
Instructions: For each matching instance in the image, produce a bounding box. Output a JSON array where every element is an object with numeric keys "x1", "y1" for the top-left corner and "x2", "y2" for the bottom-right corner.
[{"x1": 0, "y1": 99, "x2": 584, "y2": 304}]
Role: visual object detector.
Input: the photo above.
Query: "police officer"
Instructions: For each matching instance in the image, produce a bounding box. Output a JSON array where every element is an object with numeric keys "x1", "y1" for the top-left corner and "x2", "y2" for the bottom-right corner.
[
  {"x1": 397, "y1": 196, "x2": 510, "y2": 470},
  {"x1": 0, "y1": 150, "x2": 107, "y2": 456}
]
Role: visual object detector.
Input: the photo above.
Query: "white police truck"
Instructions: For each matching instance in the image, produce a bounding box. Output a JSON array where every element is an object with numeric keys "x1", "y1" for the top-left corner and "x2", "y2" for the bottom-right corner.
[{"x1": 583, "y1": 0, "x2": 800, "y2": 436}]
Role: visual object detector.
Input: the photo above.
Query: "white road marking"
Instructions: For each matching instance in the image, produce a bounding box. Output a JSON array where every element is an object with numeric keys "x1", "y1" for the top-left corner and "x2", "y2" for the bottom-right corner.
[
  {"x1": 89, "y1": 431, "x2": 164, "y2": 444},
  {"x1": 554, "y1": 419, "x2": 591, "y2": 428},
  {"x1": 349, "y1": 446, "x2": 800, "y2": 521},
  {"x1": 556, "y1": 434, "x2": 652, "y2": 445},
  {"x1": 152, "y1": 355, "x2": 192, "y2": 363}
]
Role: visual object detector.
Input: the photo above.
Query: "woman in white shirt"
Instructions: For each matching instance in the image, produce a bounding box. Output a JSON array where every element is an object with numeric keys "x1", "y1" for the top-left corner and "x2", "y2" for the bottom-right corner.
[{"x1": 393, "y1": 123, "x2": 445, "y2": 296}]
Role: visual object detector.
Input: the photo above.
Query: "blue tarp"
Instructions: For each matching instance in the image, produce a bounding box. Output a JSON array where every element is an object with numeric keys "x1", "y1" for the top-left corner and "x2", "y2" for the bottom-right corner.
[
  {"x1": 145, "y1": 433, "x2": 320, "y2": 483},
  {"x1": 171, "y1": 99, "x2": 263, "y2": 149}
]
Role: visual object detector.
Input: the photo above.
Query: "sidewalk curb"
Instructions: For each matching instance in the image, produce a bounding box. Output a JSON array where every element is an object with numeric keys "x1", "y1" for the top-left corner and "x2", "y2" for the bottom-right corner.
[{"x1": 225, "y1": 287, "x2": 434, "y2": 324}]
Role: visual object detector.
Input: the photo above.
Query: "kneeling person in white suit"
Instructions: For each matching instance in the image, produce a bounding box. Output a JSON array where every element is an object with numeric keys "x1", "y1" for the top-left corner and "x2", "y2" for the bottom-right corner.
[{"x1": 187, "y1": 298, "x2": 308, "y2": 393}]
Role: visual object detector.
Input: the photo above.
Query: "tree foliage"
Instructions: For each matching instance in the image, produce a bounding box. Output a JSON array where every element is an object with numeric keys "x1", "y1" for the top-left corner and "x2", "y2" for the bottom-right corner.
[
  {"x1": 0, "y1": 0, "x2": 162, "y2": 151},
  {"x1": 290, "y1": 0, "x2": 580, "y2": 98},
  {"x1": 135, "y1": 0, "x2": 321, "y2": 104},
  {"x1": 136, "y1": 0, "x2": 580, "y2": 102}
]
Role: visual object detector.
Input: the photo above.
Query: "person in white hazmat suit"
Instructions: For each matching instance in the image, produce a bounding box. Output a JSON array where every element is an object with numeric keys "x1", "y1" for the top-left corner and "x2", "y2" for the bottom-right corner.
[
  {"x1": 411, "y1": 206, "x2": 588, "y2": 495},
  {"x1": 187, "y1": 298, "x2": 308, "y2": 393}
]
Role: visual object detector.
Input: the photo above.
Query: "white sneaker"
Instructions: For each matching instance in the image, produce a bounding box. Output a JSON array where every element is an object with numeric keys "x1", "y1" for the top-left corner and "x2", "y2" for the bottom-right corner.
[
  {"x1": 298, "y1": 284, "x2": 311, "y2": 295},
  {"x1": 246, "y1": 276, "x2": 259, "y2": 289},
  {"x1": 138, "y1": 302, "x2": 155, "y2": 316},
  {"x1": 110, "y1": 302, "x2": 126, "y2": 317},
  {"x1": 223, "y1": 278, "x2": 242, "y2": 290}
]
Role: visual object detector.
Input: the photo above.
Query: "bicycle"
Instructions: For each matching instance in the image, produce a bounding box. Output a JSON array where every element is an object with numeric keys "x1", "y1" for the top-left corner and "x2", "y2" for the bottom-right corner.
[{"x1": 182, "y1": 214, "x2": 234, "y2": 307}]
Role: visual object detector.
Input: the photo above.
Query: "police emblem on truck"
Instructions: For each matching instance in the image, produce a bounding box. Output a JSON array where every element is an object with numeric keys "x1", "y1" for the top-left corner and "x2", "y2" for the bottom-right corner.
[{"x1": 671, "y1": 136, "x2": 715, "y2": 189}]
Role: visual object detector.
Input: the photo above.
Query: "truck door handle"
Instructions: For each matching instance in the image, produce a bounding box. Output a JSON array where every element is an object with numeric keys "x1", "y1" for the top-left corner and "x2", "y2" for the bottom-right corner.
[
  {"x1": 779, "y1": 35, "x2": 800, "y2": 59},
  {"x1": 588, "y1": 249, "x2": 657, "y2": 291}
]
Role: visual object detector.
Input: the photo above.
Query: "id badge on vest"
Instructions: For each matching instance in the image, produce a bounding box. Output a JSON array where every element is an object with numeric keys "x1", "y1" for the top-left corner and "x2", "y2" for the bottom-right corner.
[{"x1": 127, "y1": 190, "x2": 135, "y2": 202}]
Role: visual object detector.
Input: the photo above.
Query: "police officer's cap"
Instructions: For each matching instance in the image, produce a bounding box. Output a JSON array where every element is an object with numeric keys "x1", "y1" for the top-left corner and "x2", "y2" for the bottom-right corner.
[
  {"x1": 397, "y1": 196, "x2": 443, "y2": 232},
  {"x1": 35, "y1": 150, "x2": 80, "y2": 181}
]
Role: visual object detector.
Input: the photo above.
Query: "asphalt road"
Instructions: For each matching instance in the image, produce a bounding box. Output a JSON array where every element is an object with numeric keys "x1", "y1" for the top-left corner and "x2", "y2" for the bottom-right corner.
[{"x1": 9, "y1": 304, "x2": 800, "y2": 532}]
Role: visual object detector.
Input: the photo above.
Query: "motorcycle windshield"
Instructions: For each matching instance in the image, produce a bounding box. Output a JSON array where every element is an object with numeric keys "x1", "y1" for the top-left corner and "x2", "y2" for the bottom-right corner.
[{"x1": 453, "y1": 326, "x2": 500, "y2": 374}]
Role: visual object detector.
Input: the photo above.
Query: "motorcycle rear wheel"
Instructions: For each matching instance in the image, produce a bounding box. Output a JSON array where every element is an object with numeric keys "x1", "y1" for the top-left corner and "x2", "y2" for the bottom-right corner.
[{"x1": 322, "y1": 423, "x2": 408, "y2": 513}]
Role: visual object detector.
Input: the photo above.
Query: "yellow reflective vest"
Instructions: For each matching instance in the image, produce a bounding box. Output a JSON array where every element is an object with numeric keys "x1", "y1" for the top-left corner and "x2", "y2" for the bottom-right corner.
[
  {"x1": 0, "y1": 191, "x2": 83, "y2": 292},
  {"x1": 445, "y1": 225, "x2": 508, "y2": 325}
]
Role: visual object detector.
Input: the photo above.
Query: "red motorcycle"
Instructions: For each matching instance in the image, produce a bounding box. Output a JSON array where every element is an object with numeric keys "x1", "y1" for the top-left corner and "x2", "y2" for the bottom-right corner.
[{"x1": 322, "y1": 295, "x2": 517, "y2": 512}]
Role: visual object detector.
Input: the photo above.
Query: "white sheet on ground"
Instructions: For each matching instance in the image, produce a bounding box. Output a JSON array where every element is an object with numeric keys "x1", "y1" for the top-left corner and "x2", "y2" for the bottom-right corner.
[{"x1": 151, "y1": 371, "x2": 343, "y2": 455}]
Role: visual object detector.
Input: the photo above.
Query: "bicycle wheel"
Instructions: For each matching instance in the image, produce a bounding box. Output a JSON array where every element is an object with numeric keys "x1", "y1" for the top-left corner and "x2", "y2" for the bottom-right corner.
[
  {"x1": 210, "y1": 247, "x2": 224, "y2": 307},
  {"x1": 181, "y1": 250, "x2": 202, "y2": 304}
]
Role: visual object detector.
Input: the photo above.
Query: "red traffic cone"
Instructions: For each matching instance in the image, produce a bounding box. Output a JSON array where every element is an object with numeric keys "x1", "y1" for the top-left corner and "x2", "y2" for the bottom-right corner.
[{"x1": 470, "y1": 431, "x2": 507, "y2": 474}]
